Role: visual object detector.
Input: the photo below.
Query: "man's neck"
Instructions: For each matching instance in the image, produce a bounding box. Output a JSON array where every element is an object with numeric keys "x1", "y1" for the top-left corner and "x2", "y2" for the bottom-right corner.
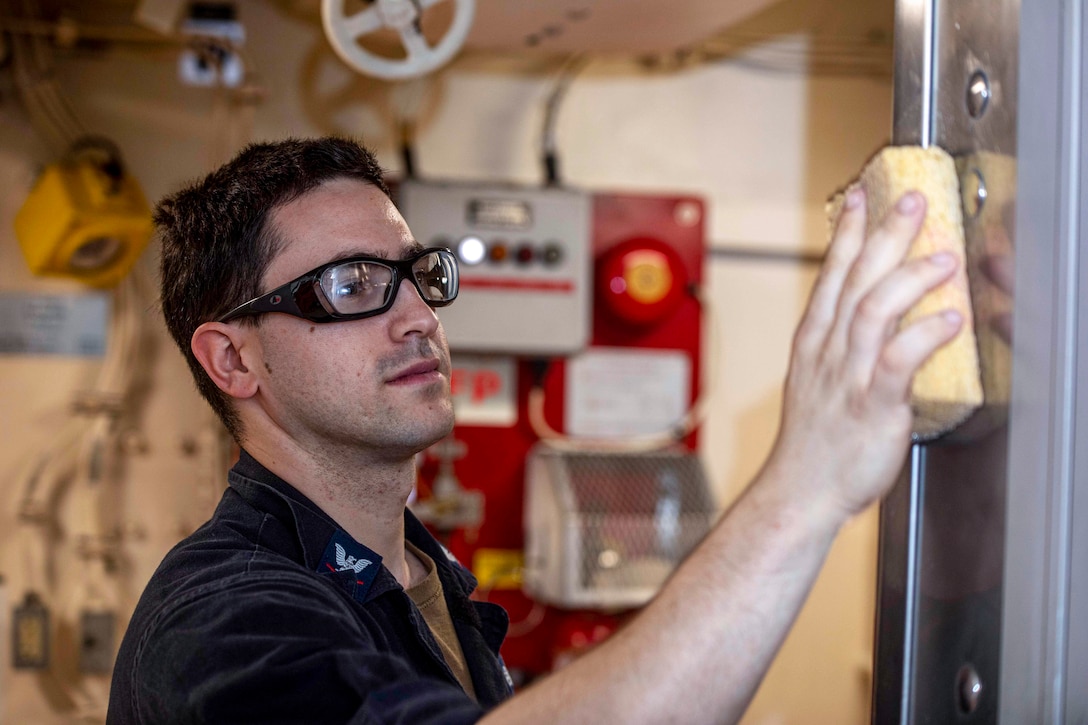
[{"x1": 243, "y1": 435, "x2": 422, "y2": 589}]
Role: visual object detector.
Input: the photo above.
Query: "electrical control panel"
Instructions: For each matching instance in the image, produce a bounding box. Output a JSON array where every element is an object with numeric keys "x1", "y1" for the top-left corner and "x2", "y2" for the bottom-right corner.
[{"x1": 398, "y1": 180, "x2": 592, "y2": 355}]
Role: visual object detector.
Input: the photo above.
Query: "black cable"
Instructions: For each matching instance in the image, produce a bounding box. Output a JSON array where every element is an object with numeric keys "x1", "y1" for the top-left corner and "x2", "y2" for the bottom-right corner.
[
  {"x1": 543, "y1": 152, "x2": 560, "y2": 187},
  {"x1": 528, "y1": 358, "x2": 551, "y2": 388},
  {"x1": 67, "y1": 135, "x2": 126, "y2": 190},
  {"x1": 399, "y1": 120, "x2": 416, "y2": 180},
  {"x1": 540, "y1": 54, "x2": 587, "y2": 188}
]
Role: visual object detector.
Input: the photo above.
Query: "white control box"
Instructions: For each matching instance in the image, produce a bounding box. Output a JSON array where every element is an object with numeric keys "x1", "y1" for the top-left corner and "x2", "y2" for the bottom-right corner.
[{"x1": 399, "y1": 181, "x2": 592, "y2": 355}]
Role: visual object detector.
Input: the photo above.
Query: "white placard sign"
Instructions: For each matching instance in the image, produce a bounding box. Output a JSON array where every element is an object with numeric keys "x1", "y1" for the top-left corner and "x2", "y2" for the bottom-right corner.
[
  {"x1": 0, "y1": 293, "x2": 109, "y2": 356},
  {"x1": 450, "y1": 354, "x2": 517, "y2": 426},
  {"x1": 565, "y1": 347, "x2": 691, "y2": 437}
]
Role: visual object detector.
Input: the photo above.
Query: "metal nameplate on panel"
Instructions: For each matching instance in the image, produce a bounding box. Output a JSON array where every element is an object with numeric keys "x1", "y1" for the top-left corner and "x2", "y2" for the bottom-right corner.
[{"x1": 0, "y1": 293, "x2": 109, "y2": 357}]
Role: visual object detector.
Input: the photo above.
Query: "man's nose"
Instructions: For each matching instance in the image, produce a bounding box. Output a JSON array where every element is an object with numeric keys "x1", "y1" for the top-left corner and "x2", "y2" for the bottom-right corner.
[{"x1": 388, "y1": 276, "x2": 440, "y2": 339}]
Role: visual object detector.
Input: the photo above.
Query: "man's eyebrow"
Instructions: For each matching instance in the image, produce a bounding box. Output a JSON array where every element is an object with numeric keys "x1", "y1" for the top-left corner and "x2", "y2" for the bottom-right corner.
[
  {"x1": 329, "y1": 246, "x2": 388, "y2": 260},
  {"x1": 329, "y1": 241, "x2": 424, "y2": 263},
  {"x1": 323, "y1": 249, "x2": 377, "y2": 263}
]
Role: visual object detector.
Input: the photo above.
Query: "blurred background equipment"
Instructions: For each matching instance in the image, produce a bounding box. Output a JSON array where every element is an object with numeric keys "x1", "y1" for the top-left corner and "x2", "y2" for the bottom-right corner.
[
  {"x1": 133, "y1": 0, "x2": 187, "y2": 34},
  {"x1": 14, "y1": 138, "x2": 152, "y2": 288},
  {"x1": 12, "y1": 592, "x2": 49, "y2": 671},
  {"x1": 524, "y1": 447, "x2": 716, "y2": 609},
  {"x1": 399, "y1": 180, "x2": 592, "y2": 354},
  {"x1": 321, "y1": 0, "x2": 476, "y2": 80},
  {"x1": 177, "y1": 2, "x2": 246, "y2": 88},
  {"x1": 317, "y1": 0, "x2": 788, "y2": 80}
]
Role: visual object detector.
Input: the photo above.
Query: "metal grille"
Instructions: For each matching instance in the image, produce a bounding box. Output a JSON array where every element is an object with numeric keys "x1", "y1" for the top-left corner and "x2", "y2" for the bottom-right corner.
[{"x1": 524, "y1": 446, "x2": 717, "y2": 608}]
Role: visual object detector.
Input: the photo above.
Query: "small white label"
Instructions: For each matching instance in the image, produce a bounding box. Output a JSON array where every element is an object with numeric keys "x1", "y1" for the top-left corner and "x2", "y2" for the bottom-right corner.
[
  {"x1": 0, "y1": 293, "x2": 109, "y2": 356},
  {"x1": 450, "y1": 354, "x2": 517, "y2": 426},
  {"x1": 565, "y1": 347, "x2": 691, "y2": 437}
]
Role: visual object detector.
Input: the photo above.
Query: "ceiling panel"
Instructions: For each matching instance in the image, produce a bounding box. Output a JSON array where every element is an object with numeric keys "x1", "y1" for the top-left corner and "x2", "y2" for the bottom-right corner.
[{"x1": 466, "y1": 0, "x2": 782, "y2": 54}]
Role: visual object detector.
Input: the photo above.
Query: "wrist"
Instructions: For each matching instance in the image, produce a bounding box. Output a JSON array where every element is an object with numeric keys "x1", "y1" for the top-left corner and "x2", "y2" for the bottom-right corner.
[{"x1": 751, "y1": 451, "x2": 855, "y2": 537}]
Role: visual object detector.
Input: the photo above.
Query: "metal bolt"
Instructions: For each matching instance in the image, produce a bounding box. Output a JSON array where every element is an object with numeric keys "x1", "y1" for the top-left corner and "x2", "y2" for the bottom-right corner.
[
  {"x1": 963, "y1": 168, "x2": 988, "y2": 218},
  {"x1": 967, "y1": 70, "x2": 991, "y2": 119},
  {"x1": 956, "y1": 664, "x2": 983, "y2": 715}
]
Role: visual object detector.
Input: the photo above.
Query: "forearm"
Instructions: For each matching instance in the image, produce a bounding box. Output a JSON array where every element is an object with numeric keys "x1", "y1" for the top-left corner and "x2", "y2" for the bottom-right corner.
[{"x1": 482, "y1": 464, "x2": 847, "y2": 725}]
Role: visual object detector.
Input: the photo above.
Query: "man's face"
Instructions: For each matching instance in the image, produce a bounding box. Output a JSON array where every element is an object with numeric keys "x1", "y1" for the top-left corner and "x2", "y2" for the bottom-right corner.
[{"x1": 248, "y1": 177, "x2": 455, "y2": 461}]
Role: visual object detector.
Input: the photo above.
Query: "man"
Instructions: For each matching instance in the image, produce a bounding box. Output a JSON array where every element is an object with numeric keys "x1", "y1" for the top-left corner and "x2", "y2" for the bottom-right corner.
[{"x1": 108, "y1": 136, "x2": 963, "y2": 724}]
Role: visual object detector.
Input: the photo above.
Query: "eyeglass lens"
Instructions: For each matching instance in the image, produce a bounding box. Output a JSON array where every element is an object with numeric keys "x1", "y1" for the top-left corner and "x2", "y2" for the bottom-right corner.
[
  {"x1": 414, "y1": 252, "x2": 456, "y2": 302},
  {"x1": 320, "y1": 263, "x2": 391, "y2": 315},
  {"x1": 318, "y1": 251, "x2": 454, "y2": 316}
]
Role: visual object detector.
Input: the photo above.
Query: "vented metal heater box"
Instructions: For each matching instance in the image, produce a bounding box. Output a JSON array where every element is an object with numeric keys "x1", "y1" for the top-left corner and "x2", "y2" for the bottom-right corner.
[{"x1": 524, "y1": 446, "x2": 717, "y2": 609}]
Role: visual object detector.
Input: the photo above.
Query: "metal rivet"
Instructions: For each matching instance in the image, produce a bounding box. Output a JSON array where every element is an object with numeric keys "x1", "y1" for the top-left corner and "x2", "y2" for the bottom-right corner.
[
  {"x1": 963, "y1": 168, "x2": 988, "y2": 218},
  {"x1": 967, "y1": 70, "x2": 991, "y2": 118},
  {"x1": 956, "y1": 664, "x2": 983, "y2": 715}
]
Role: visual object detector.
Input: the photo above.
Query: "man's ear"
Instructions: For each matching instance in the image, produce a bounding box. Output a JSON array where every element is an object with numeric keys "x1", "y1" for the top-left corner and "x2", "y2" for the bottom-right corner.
[{"x1": 191, "y1": 322, "x2": 260, "y2": 400}]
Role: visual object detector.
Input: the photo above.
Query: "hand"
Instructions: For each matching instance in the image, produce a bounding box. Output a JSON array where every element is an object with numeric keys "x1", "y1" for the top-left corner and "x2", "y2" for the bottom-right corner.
[{"x1": 765, "y1": 188, "x2": 964, "y2": 521}]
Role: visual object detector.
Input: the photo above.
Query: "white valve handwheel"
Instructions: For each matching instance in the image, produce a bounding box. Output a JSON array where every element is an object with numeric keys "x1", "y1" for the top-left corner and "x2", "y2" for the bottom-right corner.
[{"x1": 321, "y1": 0, "x2": 475, "y2": 80}]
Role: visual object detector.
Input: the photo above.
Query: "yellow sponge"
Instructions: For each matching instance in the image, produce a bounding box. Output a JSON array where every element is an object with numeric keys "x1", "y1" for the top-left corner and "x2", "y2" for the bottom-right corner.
[{"x1": 831, "y1": 146, "x2": 983, "y2": 439}]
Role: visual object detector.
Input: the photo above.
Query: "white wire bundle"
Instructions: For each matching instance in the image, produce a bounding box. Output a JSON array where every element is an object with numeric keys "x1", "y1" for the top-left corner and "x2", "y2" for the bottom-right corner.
[
  {"x1": 8, "y1": 270, "x2": 147, "y2": 720},
  {"x1": 2, "y1": 2, "x2": 262, "y2": 163},
  {"x1": 6, "y1": 0, "x2": 89, "y2": 151},
  {"x1": 14, "y1": 274, "x2": 144, "y2": 521}
]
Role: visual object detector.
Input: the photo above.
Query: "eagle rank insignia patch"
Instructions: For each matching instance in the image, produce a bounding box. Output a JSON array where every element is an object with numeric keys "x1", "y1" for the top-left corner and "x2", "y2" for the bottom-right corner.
[{"x1": 318, "y1": 530, "x2": 382, "y2": 602}]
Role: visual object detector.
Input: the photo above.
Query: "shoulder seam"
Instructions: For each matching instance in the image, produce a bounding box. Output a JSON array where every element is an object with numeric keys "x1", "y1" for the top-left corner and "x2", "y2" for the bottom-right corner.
[{"x1": 246, "y1": 513, "x2": 270, "y2": 573}]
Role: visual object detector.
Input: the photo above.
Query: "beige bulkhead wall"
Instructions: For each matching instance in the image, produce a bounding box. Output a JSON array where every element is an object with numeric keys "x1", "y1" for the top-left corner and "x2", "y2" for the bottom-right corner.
[{"x1": 0, "y1": 1, "x2": 893, "y2": 722}]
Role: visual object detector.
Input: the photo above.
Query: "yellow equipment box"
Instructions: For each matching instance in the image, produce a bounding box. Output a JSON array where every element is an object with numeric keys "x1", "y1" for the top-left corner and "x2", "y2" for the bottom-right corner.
[{"x1": 15, "y1": 160, "x2": 152, "y2": 288}]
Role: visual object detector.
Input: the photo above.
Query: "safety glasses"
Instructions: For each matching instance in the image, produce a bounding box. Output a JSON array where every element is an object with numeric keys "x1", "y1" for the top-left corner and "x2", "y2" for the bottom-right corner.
[{"x1": 218, "y1": 247, "x2": 459, "y2": 324}]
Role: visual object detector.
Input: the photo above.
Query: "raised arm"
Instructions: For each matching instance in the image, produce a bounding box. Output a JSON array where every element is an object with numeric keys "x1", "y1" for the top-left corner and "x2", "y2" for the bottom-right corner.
[{"x1": 481, "y1": 188, "x2": 964, "y2": 724}]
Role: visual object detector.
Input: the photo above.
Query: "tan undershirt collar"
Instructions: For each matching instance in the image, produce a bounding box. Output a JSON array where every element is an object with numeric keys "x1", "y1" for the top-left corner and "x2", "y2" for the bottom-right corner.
[{"x1": 405, "y1": 541, "x2": 477, "y2": 701}]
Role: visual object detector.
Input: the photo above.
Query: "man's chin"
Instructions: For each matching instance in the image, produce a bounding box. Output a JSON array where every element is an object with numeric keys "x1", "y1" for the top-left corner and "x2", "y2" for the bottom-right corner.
[
  {"x1": 413, "y1": 405, "x2": 456, "y2": 454},
  {"x1": 435, "y1": 405, "x2": 456, "y2": 440}
]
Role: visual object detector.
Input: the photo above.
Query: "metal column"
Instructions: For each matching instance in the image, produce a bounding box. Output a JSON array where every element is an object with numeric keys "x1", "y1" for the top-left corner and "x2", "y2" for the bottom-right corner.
[
  {"x1": 876, "y1": 0, "x2": 1088, "y2": 721},
  {"x1": 874, "y1": 0, "x2": 1019, "y2": 721}
]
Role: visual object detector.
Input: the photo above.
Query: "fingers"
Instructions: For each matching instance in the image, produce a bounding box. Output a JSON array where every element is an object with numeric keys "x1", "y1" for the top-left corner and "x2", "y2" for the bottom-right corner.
[
  {"x1": 795, "y1": 188, "x2": 867, "y2": 355},
  {"x1": 870, "y1": 309, "x2": 963, "y2": 405},
  {"x1": 796, "y1": 188, "x2": 959, "y2": 405},
  {"x1": 829, "y1": 192, "x2": 927, "y2": 350},
  {"x1": 797, "y1": 190, "x2": 929, "y2": 366},
  {"x1": 844, "y1": 252, "x2": 960, "y2": 385}
]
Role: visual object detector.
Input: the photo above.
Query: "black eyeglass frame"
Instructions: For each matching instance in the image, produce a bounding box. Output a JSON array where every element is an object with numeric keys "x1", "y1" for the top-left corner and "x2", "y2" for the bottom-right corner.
[{"x1": 217, "y1": 247, "x2": 459, "y2": 324}]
